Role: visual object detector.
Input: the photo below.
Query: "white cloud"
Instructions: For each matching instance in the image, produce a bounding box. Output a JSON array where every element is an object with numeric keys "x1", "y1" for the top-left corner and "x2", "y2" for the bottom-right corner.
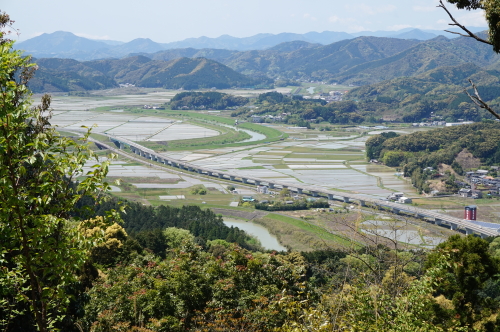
[
  {"x1": 387, "y1": 24, "x2": 413, "y2": 31},
  {"x1": 347, "y1": 25, "x2": 367, "y2": 33},
  {"x1": 345, "y1": 4, "x2": 396, "y2": 15},
  {"x1": 303, "y1": 13, "x2": 317, "y2": 21},
  {"x1": 457, "y1": 11, "x2": 487, "y2": 27},
  {"x1": 412, "y1": 5, "x2": 437, "y2": 12},
  {"x1": 329, "y1": 16, "x2": 355, "y2": 24},
  {"x1": 74, "y1": 32, "x2": 112, "y2": 40}
]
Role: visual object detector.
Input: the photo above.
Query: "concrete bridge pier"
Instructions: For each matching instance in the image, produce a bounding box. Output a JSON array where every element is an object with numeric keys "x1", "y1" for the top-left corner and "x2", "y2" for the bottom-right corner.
[
  {"x1": 242, "y1": 178, "x2": 248, "y2": 184},
  {"x1": 327, "y1": 194, "x2": 334, "y2": 200},
  {"x1": 465, "y1": 228, "x2": 473, "y2": 235},
  {"x1": 218, "y1": 174, "x2": 225, "y2": 179},
  {"x1": 119, "y1": 142, "x2": 124, "y2": 149},
  {"x1": 434, "y1": 219, "x2": 442, "y2": 226},
  {"x1": 282, "y1": 185, "x2": 288, "y2": 189},
  {"x1": 230, "y1": 176, "x2": 235, "y2": 181},
  {"x1": 450, "y1": 223, "x2": 458, "y2": 230},
  {"x1": 343, "y1": 197, "x2": 350, "y2": 203},
  {"x1": 254, "y1": 180, "x2": 261, "y2": 186},
  {"x1": 171, "y1": 162, "x2": 178, "y2": 167},
  {"x1": 311, "y1": 191, "x2": 318, "y2": 197},
  {"x1": 188, "y1": 166, "x2": 194, "y2": 172},
  {"x1": 297, "y1": 188, "x2": 303, "y2": 194},
  {"x1": 197, "y1": 169, "x2": 203, "y2": 174},
  {"x1": 268, "y1": 183, "x2": 275, "y2": 189},
  {"x1": 392, "y1": 208, "x2": 400, "y2": 214},
  {"x1": 207, "y1": 171, "x2": 213, "y2": 176},
  {"x1": 359, "y1": 200, "x2": 366, "y2": 207}
]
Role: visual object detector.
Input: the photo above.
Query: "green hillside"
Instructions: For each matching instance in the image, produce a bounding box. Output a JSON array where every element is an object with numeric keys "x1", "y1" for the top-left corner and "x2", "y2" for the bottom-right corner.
[
  {"x1": 224, "y1": 36, "x2": 420, "y2": 79},
  {"x1": 29, "y1": 58, "x2": 119, "y2": 92},
  {"x1": 346, "y1": 63, "x2": 500, "y2": 122},
  {"x1": 31, "y1": 56, "x2": 272, "y2": 92}
]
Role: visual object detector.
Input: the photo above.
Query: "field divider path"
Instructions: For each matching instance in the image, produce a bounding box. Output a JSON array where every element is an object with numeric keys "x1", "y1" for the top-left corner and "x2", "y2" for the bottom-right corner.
[
  {"x1": 62, "y1": 112, "x2": 105, "y2": 128},
  {"x1": 145, "y1": 122, "x2": 176, "y2": 141}
]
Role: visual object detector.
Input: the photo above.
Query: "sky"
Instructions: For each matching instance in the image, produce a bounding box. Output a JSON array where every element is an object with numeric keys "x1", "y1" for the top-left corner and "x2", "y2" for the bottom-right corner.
[{"x1": 3, "y1": 0, "x2": 488, "y2": 43}]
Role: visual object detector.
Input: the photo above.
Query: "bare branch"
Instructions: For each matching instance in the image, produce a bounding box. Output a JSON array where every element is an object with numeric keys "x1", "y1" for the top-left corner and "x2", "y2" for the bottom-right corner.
[
  {"x1": 464, "y1": 79, "x2": 500, "y2": 120},
  {"x1": 437, "y1": 0, "x2": 492, "y2": 46}
]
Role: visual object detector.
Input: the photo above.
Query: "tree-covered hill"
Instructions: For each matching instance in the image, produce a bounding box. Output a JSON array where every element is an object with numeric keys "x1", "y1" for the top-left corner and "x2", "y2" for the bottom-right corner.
[
  {"x1": 365, "y1": 123, "x2": 500, "y2": 192},
  {"x1": 332, "y1": 33, "x2": 498, "y2": 85},
  {"x1": 146, "y1": 47, "x2": 239, "y2": 63},
  {"x1": 30, "y1": 56, "x2": 272, "y2": 92},
  {"x1": 170, "y1": 91, "x2": 248, "y2": 110},
  {"x1": 29, "y1": 58, "x2": 119, "y2": 92},
  {"x1": 346, "y1": 62, "x2": 500, "y2": 122},
  {"x1": 223, "y1": 36, "x2": 420, "y2": 79}
]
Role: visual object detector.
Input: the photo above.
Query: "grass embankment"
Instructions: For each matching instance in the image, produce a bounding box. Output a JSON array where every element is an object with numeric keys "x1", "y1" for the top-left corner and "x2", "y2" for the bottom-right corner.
[
  {"x1": 254, "y1": 213, "x2": 354, "y2": 251},
  {"x1": 141, "y1": 120, "x2": 251, "y2": 151},
  {"x1": 157, "y1": 110, "x2": 288, "y2": 148}
]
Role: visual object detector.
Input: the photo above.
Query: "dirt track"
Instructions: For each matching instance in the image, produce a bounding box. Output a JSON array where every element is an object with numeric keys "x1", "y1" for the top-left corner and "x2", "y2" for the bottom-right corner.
[{"x1": 211, "y1": 208, "x2": 267, "y2": 220}]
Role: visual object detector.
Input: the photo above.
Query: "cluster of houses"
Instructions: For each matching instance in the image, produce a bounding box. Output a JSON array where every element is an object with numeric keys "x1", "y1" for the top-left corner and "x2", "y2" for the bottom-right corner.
[
  {"x1": 302, "y1": 91, "x2": 345, "y2": 102},
  {"x1": 411, "y1": 121, "x2": 474, "y2": 127},
  {"x1": 386, "y1": 192, "x2": 413, "y2": 204},
  {"x1": 142, "y1": 104, "x2": 165, "y2": 110},
  {"x1": 119, "y1": 83, "x2": 135, "y2": 88},
  {"x1": 458, "y1": 168, "x2": 500, "y2": 198},
  {"x1": 251, "y1": 113, "x2": 287, "y2": 123}
]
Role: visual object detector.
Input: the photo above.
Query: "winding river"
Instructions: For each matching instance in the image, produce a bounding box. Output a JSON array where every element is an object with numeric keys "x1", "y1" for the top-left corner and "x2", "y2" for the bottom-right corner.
[{"x1": 223, "y1": 218, "x2": 287, "y2": 251}]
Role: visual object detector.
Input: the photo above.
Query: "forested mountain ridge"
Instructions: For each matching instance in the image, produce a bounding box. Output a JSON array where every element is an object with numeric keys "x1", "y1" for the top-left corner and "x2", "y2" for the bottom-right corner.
[
  {"x1": 333, "y1": 34, "x2": 498, "y2": 85},
  {"x1": 220, "y1": 37, "x2": 421, "y2": 80},
  {"x1": 29, "y1": 56, "x2": 272, "y2": 92},
  {"x1": 28, "y1": 32, "x2": 500, "y2": 94},
  {"x1": 16, "y1": 28, "x2": 463, "y2": 60},
  {"x1": 145, "y1": 33, "x2": 497, "y2": 84},
  {"x1": 345, "y1": 62, "x2": 500, "y2": 122}
]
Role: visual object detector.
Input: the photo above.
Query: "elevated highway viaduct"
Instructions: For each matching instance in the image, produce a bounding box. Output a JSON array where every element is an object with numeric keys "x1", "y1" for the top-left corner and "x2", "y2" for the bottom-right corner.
[{"x1": 103, "y1": 135, "x2": 500, "y2": 239}]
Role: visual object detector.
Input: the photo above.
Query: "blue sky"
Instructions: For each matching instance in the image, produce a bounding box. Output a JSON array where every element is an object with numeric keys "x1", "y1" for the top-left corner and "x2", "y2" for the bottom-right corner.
[{"x1": 3, "y1": 0, "x2": 487, "y2": 42}]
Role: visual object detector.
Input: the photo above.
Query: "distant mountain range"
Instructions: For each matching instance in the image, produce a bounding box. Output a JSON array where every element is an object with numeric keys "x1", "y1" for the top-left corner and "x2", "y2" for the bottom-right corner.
[
  {"x1": 141, "y1": 33, "x2": 498, "y2": 85},
  {"x1": 27, "y1": 30, "x2": 500, "y2": 97},
  {"x1": 15, "y1": 27, "x2": 487, "y2": 61}
]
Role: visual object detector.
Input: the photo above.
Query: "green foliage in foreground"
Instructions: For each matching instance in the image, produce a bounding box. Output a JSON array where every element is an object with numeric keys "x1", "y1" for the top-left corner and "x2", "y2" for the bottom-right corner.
[
  {"x1": 78, "y1": 234, "x2": 500, "y2": 331},
  {"x1": 89, "y1": 198, "x2": 258, "y2": 250},
  {"x1": 0, "y1": 14, "x2": 116, "y2": 332}
]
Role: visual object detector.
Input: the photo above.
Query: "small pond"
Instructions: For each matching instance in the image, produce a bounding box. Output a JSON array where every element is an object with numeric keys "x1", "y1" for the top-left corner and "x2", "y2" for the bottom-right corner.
[{"x1": 223, "y1": 218, "x2": 287, "y2": 251}]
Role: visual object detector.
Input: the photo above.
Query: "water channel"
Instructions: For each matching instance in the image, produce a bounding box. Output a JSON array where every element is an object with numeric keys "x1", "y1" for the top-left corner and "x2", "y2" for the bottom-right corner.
[
  {"x1": 306, "y1": 87, "x2": 315, "y2": 94},
  {"x1": 219, "y1": 123, "x2": 266, "y2": 142},
  {"x1": 223, "y1": 218, "x2": 287, "y2": 251}
]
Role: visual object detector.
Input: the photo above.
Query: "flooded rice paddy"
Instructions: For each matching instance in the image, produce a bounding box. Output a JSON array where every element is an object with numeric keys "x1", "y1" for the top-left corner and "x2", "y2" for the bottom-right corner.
[
  {"x1": 49, "y1": 111, "x2": 218, "y2": 141},
  {"x1": 63, "y1": 94, "x2": 419, "y2": 201},
  {"x1": 361, "y1": 220, "x2": 445, "y2": 248}
]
